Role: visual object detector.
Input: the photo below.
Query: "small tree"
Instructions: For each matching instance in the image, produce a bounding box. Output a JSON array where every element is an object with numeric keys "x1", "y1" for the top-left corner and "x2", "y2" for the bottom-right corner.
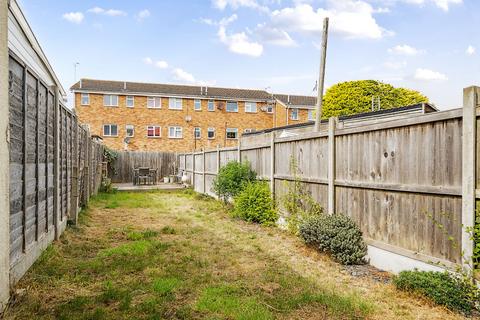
[
  {"x1": 233, "y1": 181, "x2": 277, "y2": 225},
  {"x1": 212, "y1": 161, "x2": 256, "y2": 202}
]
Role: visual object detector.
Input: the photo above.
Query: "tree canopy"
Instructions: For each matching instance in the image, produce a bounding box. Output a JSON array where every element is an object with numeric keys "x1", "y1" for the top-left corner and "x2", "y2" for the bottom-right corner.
[{"x1": 322, "y1": 80, "x2": 429, "y2": 118}]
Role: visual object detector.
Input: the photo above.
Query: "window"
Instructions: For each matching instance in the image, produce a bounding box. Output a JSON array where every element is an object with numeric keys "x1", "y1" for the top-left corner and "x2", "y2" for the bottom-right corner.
[
  {"x1": 308, "y1": 110, "x2": 314, "y2": 121},
  {"x1": 226, "y1": 128, "x2": 238, "y2": 139},
  {"x1": 147, "y1": 97, "x2": 161, "y2": 108},
  {"x1": 81, "y1": 93, "x2": 89, "y2": 105},
  {"x1": 103, "y1": 95, "x2": 118, "y2": 107},
  {"x1": 126, "y1": 96, "x2": 134, "y2": 108},
  {"x1": 244, "y1": 128, "x2": 254, "y2": 134},
  {"x1": 103, "y1": 124, "x2": 118, "y2": 137},
  {"x1": 266, "y1": 105, "x2": 273, "y2": 113},
  {"x1": 168, "y1": 97, "x2": 183, "y2": 110},
  {"x1": 194, "y1": 99, "x2": 202, "y2": 111},
  {"x1": 208, "y1": 100, "x2": 215, "y2": 111},
  {"x1": 147, "y1": 126, "x2": 161, "y2": 137},
  {"x1": 207, "y1": 127, "x2": 215, "y2": 139},
  {"x1": 194, "y1": 127, "x2": 201, "y2": 139},
  {"x1": 126, "y1": 125, "x2": 134, "y2": 137},
  {"x1": 168, "y1": 126, "x2": 183, "y2": 139},
  {"x1": 290, "y1": 108, "x2": 299, "y2": 120},
  {"x1": 245, "y1": 102, "x2": 257, "y2": 113},
  {"x1": 226, "y1": 101, "x2": 238, "y2": 112}
]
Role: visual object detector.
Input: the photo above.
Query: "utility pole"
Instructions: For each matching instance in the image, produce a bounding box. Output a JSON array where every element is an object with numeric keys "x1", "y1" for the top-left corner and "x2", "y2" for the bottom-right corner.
[{"x1": 314, "y1": 17, "x2": 329, "y2": 132}]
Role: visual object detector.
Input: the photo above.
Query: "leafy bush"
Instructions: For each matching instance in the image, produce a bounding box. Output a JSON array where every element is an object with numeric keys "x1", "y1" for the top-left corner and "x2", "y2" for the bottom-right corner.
[
  {"x1": 233, "y1": 181, "x2": 277, "y2": 225},
  {"x1": 394, "y1": 270, "x2": 478, "y2": 314},
  {"x1": 212, "y1": 161, "x2": 256, "y2": 202},
  {"x1": 299, "y1": 214, "x2": 367, "y2": 265}
]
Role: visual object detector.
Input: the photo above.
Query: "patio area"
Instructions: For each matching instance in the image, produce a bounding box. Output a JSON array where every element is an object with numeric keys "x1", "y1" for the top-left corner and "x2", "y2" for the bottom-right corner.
[{"x1": 113, "y1": 182, "x2": 186, "y2": 192}]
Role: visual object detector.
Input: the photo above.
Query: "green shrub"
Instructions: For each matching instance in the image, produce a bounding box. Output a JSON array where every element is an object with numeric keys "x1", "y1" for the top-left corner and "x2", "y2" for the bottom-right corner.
[
  {"x1": 299, "y1": 214, "x2": 367, "y2": 265},
  {"x1": 394, "y1": 270, "x2": 477, "y2": 314},
  {"x1": 212, "y1": 161, "x2": 256, "y2": 202},
  {"x1": 233, "y1": 181, "x2": 277, "y2": 225}
]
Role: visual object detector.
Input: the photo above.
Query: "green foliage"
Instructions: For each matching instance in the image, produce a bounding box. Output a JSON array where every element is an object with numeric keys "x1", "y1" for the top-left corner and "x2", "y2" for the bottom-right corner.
[
  {"x1": 281, "y1": 156, "x2": 324, "y2": 234},
  {"x1": 212, "y1": 160, "x2": 256, "y2": 201},
  {"x1": 299, "y1": 214, "x2": 367, "y2": 265},
  {"x1": 100, "y1": 177, "x2": 115, "y2": 193},
  {"x1": 233, "y1": 181, "x2": 277, "y2": 225},
  {"x1": 322, "y1": 80, "x2": 428, "y2": 118},
  {"x1": 393, "y1": 270, "x2": 478, "y2": 314},
  {"x1": 103, "y1": 147, "x2": 118, "y2": 176}
]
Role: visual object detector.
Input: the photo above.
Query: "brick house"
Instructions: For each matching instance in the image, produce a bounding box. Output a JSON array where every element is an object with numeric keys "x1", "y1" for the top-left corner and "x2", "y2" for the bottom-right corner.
[{"x1": 71, "y1": 79, "x2": 316, "y2": 152}]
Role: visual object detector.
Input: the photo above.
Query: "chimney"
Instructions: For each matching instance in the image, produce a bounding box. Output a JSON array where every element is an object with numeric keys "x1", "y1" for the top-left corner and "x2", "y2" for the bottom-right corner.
[
  {"x1": 79, "y1": 79, "x2": 82, "y2": 89},
  {"x1": 205, "y1": 86, "x2": 208, "y2": 95},
  {"x1": 200, "y1": 86, "x2": 203, "y2": 95},
  {"x1": 287, "y1": 94, "x2": 290, "y2": 104},
  {"x1": 123, "y1": 81, "x2": 127, "y2": 90}
]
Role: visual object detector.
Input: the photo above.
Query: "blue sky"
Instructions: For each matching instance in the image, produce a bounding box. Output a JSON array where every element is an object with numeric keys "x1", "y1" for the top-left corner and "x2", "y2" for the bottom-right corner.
[{"x1": 19, "y1": 0, "x2": 480, "y2": 110}]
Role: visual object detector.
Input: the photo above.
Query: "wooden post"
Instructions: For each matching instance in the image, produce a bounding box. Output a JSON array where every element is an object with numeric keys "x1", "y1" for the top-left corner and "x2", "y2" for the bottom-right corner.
[
  {"x1": 70, "y1": 119, "x2": 79, "y2": 224},
  {"x1": 462, "y1": 86, "x2": 478, "y2": 272},
  {"x1": 238, "y1": 140, "x2": 242, "y2": 163},
  {"x1": 84, "y1": 127, "x2": 90, "y2": 206},
  {"x1": 191, "y1": 150, "x2": 195, "y2": 190},
  {"x1": 270, "y1": 132, "x2": 275, "y2": 198},
  {"x1": 327, "y1": 117, "x2": 336, "y2": 214},
  {"x1": 202, "y1": 149, "x2": 206, "y2": 193},
  {"x1": 21, "y1": 67, "x2": 27, "y2": 250},
  {"x1": 53, "y1": 87, "x2": 60, "y2": 240},
  {"x1": 35, "y1": 79, "x2": 40, "y2": 241},
  {"x1": 314, "y1": 17, "x2": 329, "y2": 132}
]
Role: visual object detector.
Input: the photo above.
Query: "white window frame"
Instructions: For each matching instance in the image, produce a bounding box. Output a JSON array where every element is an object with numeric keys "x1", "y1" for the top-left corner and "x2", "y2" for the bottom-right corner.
[
  {"x1": 207, "y1": 127, "x2": 215, "y2": 139},
  {"x1": 308, "y1": 110, "x2": 314, "y2": 121},
  {"x1": 226, "y1": 128, "x2": 238, "y2": 139},
  {"x1": 226, "y1": 101, "x2": 238, "y2": 112},
  {"x1": 81, "y1": 93, "x2": 90, "y2": 105},
  {"x1": 266, "y1": 105, "x2": 273, "y2": 113},
  {"x1": 103, "y1": 124, "x2": 118, "y2": 137},
  {"x1": 147, "y1": 125, "x2": 161, "y2": 138},
  {"x1": 208, "y1": 100, "x2": 215, "y2": 112},
  {"x1": 126, "y1": 96, "x2": 134, "y2": 108},
  {"x1": 194, "y1": 99, "x2": 202, "y2": 111},
  {"x1": 168, "y1": 97, "x2": 183, "y2": 110},
  {"x1": 125, "y1": 124, "x2": 135, "y2": 137},
  {"x1": 194, "y1": 127, "x2": 201, "y2": 139},
  {"x1": 168, "y1": 126, "x2": 183, "y2": 139},
  {"x1": 290, "y1": 108, "x2": 299, "y2": 120},
  {"x1": 245, "y1": 102, "x2": 257, "y2": 113},
  {"x1": 103, "y1": 95, "x2": 119, "y2": 107},
  {"x1": 147, "y1": 97, "x2": 162, "y2": 109}
]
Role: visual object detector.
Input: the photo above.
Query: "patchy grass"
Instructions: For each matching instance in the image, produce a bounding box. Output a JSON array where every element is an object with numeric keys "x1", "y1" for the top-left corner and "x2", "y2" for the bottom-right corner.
[{"x1": 3, "y1": 190, "x2": 466, "y2": 320}]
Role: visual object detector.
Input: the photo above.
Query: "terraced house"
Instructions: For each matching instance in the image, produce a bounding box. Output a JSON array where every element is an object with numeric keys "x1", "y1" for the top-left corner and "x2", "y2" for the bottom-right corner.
[{"x1": 71, "y1": 79, "x2": 317, "y2": 152}]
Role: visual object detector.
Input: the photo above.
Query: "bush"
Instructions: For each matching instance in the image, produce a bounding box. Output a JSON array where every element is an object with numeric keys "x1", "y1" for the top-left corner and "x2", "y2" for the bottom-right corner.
[
  {"x1": 299, "y1": 214, "x2": 367, "y2": 265},
  {"x1": 393, "y1": 270, "x2": 477, "y2": 314},
  {"x1": 212, "y1": 161, "x2": 256, "y2": 202},
  {"x1": 233, "y1": 181, "x2": 277, "y2": 225}
]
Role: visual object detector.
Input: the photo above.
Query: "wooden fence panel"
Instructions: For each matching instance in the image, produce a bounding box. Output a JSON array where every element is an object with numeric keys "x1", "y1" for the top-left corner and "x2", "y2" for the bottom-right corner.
[
  {"x1": 241, "y1": 147, "x2": 270, "y2": 179},
  {"x1": 205, "y1": 152, "x2": 217, "y2": 173},
  {"x1": 110, "y1": 151, "x2": 176, "y2": 183}
]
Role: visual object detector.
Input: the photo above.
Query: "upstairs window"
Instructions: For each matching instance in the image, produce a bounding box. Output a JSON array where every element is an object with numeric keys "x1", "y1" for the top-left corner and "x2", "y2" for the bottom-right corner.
[
  {"x1": 168, "y1": 126, "x2": 183, "y2": 138},
  {"x1": 245, "y1": 102, "x2": 257, "y2": 113},
  {"x1": 194, "y1": 127, "x2": 201, "y2": 139},
  {"x1": 266, "y1": 105, "x2": 273, "y2": 113},
  {"x1": 208, "y1": 100, "x2": 215, "y2": 111},
  {"x1": 147, "y1": 97, "x2": 161, "y2": 109},
  {"x1": 226, "y1": 128, "x2": 238, "y2": 139},
  {"x1": 126, "y1": 125, "x2": 134, "y2": 137},
  {"x1": 194, "y1": 99, "x2": 202, "y2": 111},
  {"x1": 207, "y1": 127, "x2": 215, "y2": 139},
  {"x1": 126, "y1": 96, "x2": 134, "y2": 108},
  {"x1": 226, "y1": 101, "x2": 238, "y2": 112},
  {"x1": 103, "y1": 124, "x2": 118, "y2": 137},
  {"x1": 169, "y1": 98, "x2": 183, "y2": 110},
  {"x1": 81, "y1": 93, "x2": 89, "y2": 105},
  {"x1": 308, "y1": 110, "x2": 314, "y2": 121},
  {"x1": 290, "y1": 108, "x2": 299, "y2": 120},
  {"x1": 103, "y1": 95, "x2": 118, "y2": 107},
  {"x1": 147, "y1": 125, "x2": 161, "y2": 137}
]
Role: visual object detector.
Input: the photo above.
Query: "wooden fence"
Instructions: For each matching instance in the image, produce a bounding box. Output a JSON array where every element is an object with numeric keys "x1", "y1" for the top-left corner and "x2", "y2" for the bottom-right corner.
[
  {"x1": 178, "y1": 86, "x2": 480, "y2": 271},
  {"x1": 7, "y1": 53, "x2": 104, "y2": 284},
  {"x1": 110, "y1": 151, "x2": 176, "y2": 183}
]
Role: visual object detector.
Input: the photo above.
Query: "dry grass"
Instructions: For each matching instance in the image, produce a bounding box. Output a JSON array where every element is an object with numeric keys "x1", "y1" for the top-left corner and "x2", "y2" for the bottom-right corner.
[{"x1": 2, "y1": 190, "x2": 470, "y2": 320}]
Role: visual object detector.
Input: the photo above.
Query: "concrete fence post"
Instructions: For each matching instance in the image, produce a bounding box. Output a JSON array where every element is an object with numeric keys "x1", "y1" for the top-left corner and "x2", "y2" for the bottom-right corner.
[
  {"x1": 462, "y1": 86, "x2": 479, "y2": 273},
  {"x1": 327, "y1": 117, "x2": 337, "y2": 215},
  {"x1": 202, "y1": 148, "x2": 206, "y2": 193},
  {"x1": 237, "y1": 140, "x2": 242, "y2": 163},
  {"x1": 270, "y1": 132, "x2": 275, "y2": 198},
  {"x1": 0, "y1": 0, "x2": 11, "y2": 310},
  {"x1": 216, "y1": 144, "x2": 220, "y2": 173},
  {"x1": 191, "y1": 150, "x2": 195, "y2": 190}
]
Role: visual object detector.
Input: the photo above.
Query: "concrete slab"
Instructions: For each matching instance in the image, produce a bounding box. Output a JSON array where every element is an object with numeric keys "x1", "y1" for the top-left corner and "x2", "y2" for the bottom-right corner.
[{"x1": 113, "y1": 183, "x2": 186, "y2": 192}]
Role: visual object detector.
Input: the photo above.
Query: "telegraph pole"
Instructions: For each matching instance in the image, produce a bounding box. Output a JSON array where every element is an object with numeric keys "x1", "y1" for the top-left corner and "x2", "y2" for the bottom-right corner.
[{"x1": 314, "y1": 17, "x2": 329, "y2": 132}]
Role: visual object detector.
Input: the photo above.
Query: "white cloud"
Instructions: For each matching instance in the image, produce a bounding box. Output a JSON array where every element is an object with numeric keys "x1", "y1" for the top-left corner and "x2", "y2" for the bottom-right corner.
[
  {"x1": 256, "y1": 23, "x2": 297, "y2": 47},
  {"x1": 218, "y1": 26, "x2": 264, "y2": 57},
  {"x1": 385, "y1": 0, "x2": 462, "y2": 11},
  {"x1": 270, "y1": 1, "x2": 392, "y2": 40},
  {"x1": 172, "y1": 68, "x2": 196, "y2": 83},
  {"x1": 212, "y1": 0, "x2": 269, "y2": 12},
  {"x1": 200, "y1": 14, "x2": 238, "y2": 26},
  {"x1": 143, "y1": 57, "x2": 169, "y2": 69},
  {"x1": 136, "y1": 9, "x2": 151, "y2": 21},
  {"x1": 466, "y1": 45, "x2": 476, "y2": 55},
  {"x1": 62, "y1": 12, "x2": 84, "y2": 24},
  {"x1": 143, "y1": 57, "x2": 153, "y2": 65},
  {"x1": 383, "y1": 60, "x2": 407, "y2": 69},
  {"x1": 388, "y1": 44, "x2": 425, "y2": 56},
  {"x1": 88, "y1": 7, "x2": 127, "y2": 17},
  {"x1": 414, "y1": 68, "x2": 448, "y2": 81}
]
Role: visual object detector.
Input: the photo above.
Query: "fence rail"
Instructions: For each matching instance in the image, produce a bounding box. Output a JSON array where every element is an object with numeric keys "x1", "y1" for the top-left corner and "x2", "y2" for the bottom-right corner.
[
  {"x1": 178, "y1": 86, "x2": 480, "y2": 272},
  {"x1": 110, "y1": 151, "x2": 176, "y2": 183}
]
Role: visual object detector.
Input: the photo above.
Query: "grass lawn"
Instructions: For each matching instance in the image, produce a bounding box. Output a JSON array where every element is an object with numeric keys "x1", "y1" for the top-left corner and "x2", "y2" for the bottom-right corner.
[{"x1": 3, "y1": 190, "x2": 467, "y2": 320}]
